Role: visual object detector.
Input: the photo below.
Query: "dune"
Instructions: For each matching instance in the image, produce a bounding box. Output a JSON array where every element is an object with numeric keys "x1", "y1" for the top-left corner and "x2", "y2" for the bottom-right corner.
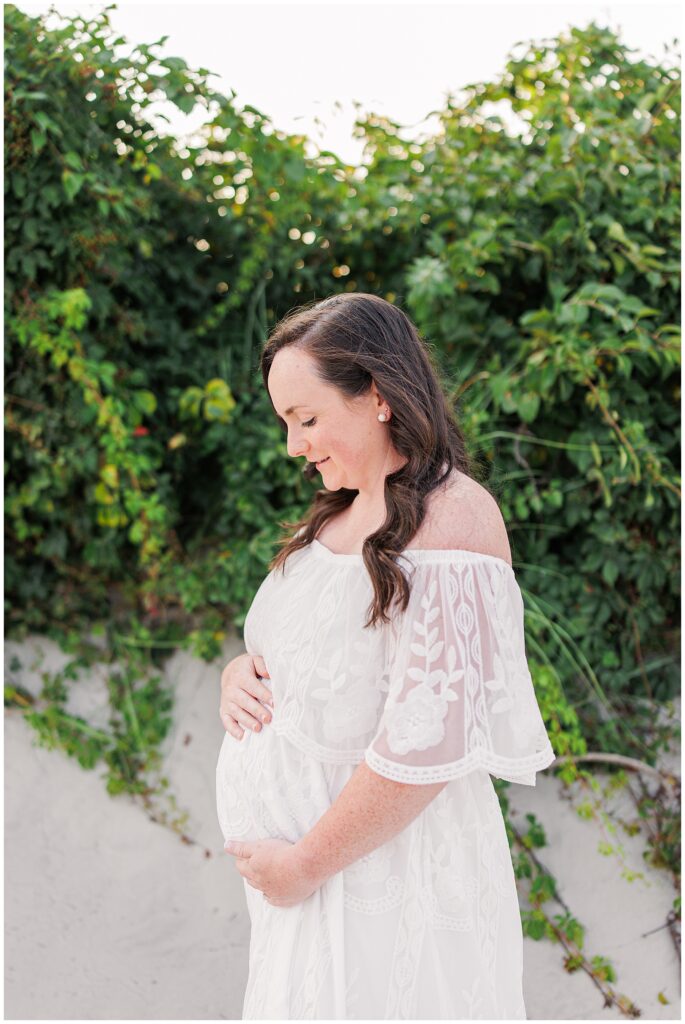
[{"x1": 4, "y1": 634, "x2": 680, "y2": 1019}]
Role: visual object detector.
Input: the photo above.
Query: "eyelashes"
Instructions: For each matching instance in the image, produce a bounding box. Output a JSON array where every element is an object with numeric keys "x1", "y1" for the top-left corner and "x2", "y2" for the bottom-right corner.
[{"x1": 302, "y1": 417, "x2": 317, "y2": 428}]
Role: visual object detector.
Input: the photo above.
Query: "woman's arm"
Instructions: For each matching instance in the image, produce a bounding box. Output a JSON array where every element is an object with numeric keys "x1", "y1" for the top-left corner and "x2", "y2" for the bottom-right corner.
[{"x1": 294, "y1": 761, "x2": 447, "y2": 886}]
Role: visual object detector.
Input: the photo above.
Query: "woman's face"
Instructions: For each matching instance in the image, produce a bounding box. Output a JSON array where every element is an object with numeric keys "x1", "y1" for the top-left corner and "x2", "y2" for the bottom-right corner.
[{"x1": 267, "y1": 346, "x2": 401, "y2": 493}]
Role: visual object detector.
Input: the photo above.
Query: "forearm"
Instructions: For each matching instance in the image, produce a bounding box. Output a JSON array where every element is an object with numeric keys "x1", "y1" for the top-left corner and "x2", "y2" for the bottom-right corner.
[{"x1": 295, "y1": 759, "x2": 447, "y2": 885}]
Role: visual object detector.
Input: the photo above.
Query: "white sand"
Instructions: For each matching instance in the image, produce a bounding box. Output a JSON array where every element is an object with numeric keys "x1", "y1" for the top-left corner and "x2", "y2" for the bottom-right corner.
[{"x1": 4, "y1": 634, "x2": 680, "y2": 1020}]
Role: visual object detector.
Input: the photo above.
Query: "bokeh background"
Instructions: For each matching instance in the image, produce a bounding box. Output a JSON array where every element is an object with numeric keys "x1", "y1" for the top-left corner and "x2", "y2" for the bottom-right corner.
[{"x1": 4, "y1": 2, "x2": 681, "y2": 1019}]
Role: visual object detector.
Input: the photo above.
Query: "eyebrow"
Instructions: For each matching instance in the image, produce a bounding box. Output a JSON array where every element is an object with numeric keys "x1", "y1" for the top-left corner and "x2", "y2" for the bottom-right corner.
[{"x1": 283, "y1": 404, "x2": 307, "y2": 416}]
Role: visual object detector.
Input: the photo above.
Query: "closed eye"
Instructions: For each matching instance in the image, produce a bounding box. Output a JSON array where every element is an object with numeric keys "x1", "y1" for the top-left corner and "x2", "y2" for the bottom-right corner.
[{"x1": 302, "y1": 417, "x2": 317, "y2": 427}]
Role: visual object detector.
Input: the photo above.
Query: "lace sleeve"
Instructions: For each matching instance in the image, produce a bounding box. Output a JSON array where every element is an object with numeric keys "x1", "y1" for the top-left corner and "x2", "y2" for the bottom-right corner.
[{"x1": 364, "y1": 554, "x2": 556, "y2": 786}]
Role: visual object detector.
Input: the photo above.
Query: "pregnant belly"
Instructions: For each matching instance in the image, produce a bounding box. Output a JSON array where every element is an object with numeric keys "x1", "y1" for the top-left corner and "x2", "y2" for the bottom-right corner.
[{"x1": 215, "y1": 725, "x2": 350, "y2": 845}]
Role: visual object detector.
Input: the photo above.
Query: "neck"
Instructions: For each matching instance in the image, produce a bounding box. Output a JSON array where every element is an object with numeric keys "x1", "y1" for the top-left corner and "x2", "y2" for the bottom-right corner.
[{"x1": 351, "y1": 449, "x2": 408, "y2": 520}]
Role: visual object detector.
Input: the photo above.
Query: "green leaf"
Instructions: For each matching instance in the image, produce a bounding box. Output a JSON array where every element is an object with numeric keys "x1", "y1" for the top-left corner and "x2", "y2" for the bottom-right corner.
[
  {"x1": 30, "y1": 129, "x2": 47, "y2": 154},
  {"x1": 607, "y1": 221, "x2": 629, "y2": 244},
  {"x1": 11, "y1": 90, "x2": 49, "y2": 103},
  {"x1": 64, "y1": 151, "x2": 84, "y2": 171},
  {"x1": 163, "y1": 56, "x2": 189, "y2": 72},
  {"x1": 132, "y1": 390, "x2": 157, "y2": 415},
  {"x1": 61, "y1": 170, "x2": 86, "y2": 202},
  {"x1": 100, "y1": 464, "x2": 119, "y2": 489},
  {"x1": 602, "y1": 561, "x2": 619, "y2": 587},
  {"x1": 34, "y1": 111, "x2": 61, "y2": 136},
  {"x1": 94, "y1": 482, "x2": 115, "y2": 505},
  {"x1": 516, "y1": 392, "x2": 540, "y2": 423},
  {"x1": 559, "y1": 302, "x2": 589, "y2": 326},
  {"x1": 175, "y1": 92, "x2": 197, "y2": 115}
]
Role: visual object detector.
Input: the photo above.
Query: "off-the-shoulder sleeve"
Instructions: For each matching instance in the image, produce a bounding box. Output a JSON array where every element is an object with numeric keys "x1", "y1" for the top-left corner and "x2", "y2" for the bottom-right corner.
[{"x1": 364, "y1": 554, "x2": 556, "y2": 786}]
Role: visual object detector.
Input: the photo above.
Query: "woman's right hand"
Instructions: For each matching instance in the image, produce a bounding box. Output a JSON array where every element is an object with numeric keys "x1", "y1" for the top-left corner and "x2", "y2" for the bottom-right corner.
[{"x1": 220, "y1": 652, "x2": 273, "y2": 740}]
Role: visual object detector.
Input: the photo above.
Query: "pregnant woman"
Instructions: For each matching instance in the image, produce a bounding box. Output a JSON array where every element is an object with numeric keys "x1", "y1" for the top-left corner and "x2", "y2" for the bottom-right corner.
[{"x1": 216, "y1": 292, "x2": 556, "y2": 1019}]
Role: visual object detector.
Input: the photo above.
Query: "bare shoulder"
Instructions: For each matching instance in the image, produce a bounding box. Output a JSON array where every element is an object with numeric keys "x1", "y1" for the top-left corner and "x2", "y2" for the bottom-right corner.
[{"x1": 411, "y1": 469, "x2": 512, "y2": 567}]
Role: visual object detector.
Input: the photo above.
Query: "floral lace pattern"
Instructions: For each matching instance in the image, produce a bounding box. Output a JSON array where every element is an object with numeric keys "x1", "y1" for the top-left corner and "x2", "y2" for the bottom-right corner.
[
  {"x1": 217, "y1": 541, "x2": 554, "y2": 1018},
  {"x1": 366, "y1": 552, "x2": 556, "y2": 786}
]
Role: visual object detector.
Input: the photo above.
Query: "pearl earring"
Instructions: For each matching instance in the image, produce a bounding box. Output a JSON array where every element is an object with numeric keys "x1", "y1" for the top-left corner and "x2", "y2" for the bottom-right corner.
[{"x1": 378, "y1": 413, "x2": 388, "y2": 422}]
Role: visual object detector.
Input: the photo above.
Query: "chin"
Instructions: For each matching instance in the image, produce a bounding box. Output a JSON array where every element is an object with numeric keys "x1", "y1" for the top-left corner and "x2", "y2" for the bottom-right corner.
[{"x1": 320, "y1": 466, "x2": 345, "y2": 491}]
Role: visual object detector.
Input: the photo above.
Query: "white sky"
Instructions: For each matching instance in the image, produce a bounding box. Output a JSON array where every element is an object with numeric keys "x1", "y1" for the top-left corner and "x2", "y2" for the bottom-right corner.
[{"x1": 12, "y1": 1, "x2": 683, "y2": 165}]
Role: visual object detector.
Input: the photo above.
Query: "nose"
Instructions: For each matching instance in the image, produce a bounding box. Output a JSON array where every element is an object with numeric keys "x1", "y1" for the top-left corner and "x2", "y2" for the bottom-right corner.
[{"x1": 286, "y1": 428, "x2": 309, "y2": 459}]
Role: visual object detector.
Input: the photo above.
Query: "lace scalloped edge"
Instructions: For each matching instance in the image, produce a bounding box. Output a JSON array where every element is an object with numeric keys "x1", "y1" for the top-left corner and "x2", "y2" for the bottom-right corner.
[{"x1": 363, "y1": 742, "x2": 558, "y2": 786}]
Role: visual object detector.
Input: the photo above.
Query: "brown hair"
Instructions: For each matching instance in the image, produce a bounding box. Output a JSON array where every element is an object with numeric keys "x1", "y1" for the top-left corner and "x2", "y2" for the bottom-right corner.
[{"x1": 261, "y1": 292, "x2": 485, "y2": 628}]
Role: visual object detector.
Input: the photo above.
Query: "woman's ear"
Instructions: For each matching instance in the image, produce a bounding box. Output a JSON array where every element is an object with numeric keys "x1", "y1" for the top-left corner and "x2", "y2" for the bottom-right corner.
[{"x1": 370, "y1": 380, "x2": 386, "y2": 410}]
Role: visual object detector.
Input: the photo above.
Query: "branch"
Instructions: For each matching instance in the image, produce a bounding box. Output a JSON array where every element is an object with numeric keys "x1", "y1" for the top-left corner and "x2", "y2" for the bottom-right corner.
[{"x1": 551, "y1": 752, "x2": 679, "y2": 787}]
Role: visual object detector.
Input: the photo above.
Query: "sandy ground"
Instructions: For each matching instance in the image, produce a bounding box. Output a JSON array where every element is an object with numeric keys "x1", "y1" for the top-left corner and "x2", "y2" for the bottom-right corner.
[{"x1": 4, "y1": 634, "x2": 681, "y2": 1020}]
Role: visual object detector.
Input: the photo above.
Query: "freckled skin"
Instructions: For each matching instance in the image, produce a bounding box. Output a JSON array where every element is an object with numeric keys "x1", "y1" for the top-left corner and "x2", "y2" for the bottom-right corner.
[{"x1": 296, "y1": 762, "x2": 448, "y2": 888}]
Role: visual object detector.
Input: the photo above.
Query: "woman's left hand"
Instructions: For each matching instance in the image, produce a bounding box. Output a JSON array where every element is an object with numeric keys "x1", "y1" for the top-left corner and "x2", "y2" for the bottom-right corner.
[{"x1": 224, "y1": 837, "x2": 321, "y2": 908}]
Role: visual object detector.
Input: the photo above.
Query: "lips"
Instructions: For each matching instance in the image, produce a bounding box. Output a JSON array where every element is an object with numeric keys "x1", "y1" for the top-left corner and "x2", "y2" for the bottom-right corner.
[{"x1": 315, "y1": 457, "x2": 330, "y2": 467}]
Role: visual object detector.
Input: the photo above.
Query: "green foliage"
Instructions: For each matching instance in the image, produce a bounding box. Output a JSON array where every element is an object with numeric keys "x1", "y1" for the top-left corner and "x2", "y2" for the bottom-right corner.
[
  {"x1": 393, "y1": 28, "x2": 680, "y2": 732},
  {"x1": 5, "y1": 7, "x2": 679, "y2": 812}
]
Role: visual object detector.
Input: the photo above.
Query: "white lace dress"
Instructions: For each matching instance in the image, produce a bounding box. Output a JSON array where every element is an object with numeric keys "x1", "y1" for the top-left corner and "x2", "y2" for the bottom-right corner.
[{"x1": 216, "y1": 538, "x2": 556, "y2": 1020}]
